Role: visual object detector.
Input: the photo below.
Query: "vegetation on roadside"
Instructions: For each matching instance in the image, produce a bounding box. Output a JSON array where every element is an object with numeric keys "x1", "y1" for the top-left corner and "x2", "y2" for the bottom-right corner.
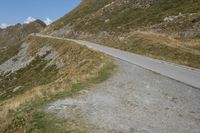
[
  {"x1": 0, "y1": 35, "x2": 113, "y2": 132},
  {"x1": 1, "y1": 60, "x2": 114, "y2": 133},
  {"x1": 96, "y1": 32, "x2": 200, "y2": 68}
]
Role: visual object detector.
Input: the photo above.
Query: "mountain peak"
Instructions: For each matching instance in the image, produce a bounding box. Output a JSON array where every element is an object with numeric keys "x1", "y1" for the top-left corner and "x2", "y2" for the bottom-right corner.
[
  {"x1": 0, "y1": 19, "x2": 46, "y2": 48},
  {"x1": 29, "y1": 19, "x2": 47, "y2": 28}
]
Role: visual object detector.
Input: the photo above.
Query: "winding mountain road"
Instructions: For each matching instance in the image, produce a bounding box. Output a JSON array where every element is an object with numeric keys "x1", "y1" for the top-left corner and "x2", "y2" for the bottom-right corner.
[
  {"x1": 35, "y1": 34, "x2": 200, "y2": 89},
  {"x1": 34, "y1": 34, "x2": 200, "y2": 132}
]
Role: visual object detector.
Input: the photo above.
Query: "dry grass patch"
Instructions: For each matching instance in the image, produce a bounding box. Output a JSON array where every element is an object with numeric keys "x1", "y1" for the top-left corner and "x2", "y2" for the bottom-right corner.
[
  {"x1": 94, "y1": 31, "x2": 200, "y2": 68},
  {"x1": 0, "y1": 35, "x2": 113, "y2": 132},
  {"x1": 128, "y1": 31, "x2": 200, "y2": 55},
  {"x1": 0, "y1": 35, "x2": 111, "y2": 109}
]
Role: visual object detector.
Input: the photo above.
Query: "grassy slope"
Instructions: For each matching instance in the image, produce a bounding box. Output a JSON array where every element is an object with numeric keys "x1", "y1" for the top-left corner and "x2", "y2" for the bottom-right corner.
[
  {"x1": 97, "y1": 32, "x2": 200, "y2": 68},
  {"x1": 45, "y1": 0, "x2": 200, "y2": 68},
  {"x1": 0, "y1": 35, "x2": 113, "y2": 132},
  {"x1": 3, "y1": 63, "x2": 114, "y2": 133},
  {"x1": 0, "y1": 35, "x2": 111, "y2": 107},
  {"x1": 0, "y1": 56, "x2": 58, "y2": 101},
  {"x1": 0, "y1": 42, "x2": 22, "y2": 64},
  {"x1": 46, "y1": 0, "x2": 114, "y2": 32},
  {"x1": 47, "y1": 0, "x2": 200, "y2": 33}
]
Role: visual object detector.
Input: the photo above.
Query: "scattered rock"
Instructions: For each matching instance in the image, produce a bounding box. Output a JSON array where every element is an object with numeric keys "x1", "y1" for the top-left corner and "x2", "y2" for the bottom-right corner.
[
  {"x1": 163, "y1": 13, "x2": 184, "y2": 22},
  {"x1": 105, "y1": 19, "x2": 110, "y2": 23},
  {"x1": 0, "y1": 43, "x2": 34, "y2": 75},
  {"x1": 12, "y1": 86, "x2": 22, "y2": 92}
]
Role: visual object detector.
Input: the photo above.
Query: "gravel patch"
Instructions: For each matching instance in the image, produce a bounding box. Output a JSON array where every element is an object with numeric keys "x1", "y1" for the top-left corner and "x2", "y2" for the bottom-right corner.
[{"x1": 47, "y1": 58, "x2": 200, "y2": 133}]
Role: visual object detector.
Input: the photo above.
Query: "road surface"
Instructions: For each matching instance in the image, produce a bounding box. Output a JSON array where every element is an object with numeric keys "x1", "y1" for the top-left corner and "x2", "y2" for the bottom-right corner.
[
  {"x1": 35, "y1": 34, "x2": 200, "y2": 89},
  {"x1": 35, "y1": 34, "x2": 200, "y2": 132},
  {"x1": 47, "y1": 59, "x2": 200, "y2": 133}
]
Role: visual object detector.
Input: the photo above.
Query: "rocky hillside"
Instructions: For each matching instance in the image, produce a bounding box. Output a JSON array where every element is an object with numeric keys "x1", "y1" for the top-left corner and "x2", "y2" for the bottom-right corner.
[
  {"x1": 0, "y1": 20, "x2": 46, "y2": 49},
  {"x1": 0, "y1": 34, "x2": 112, "y2": 132},
  {"x1": 45, "y1": 0, "x2": 200, "y2": 68},
  {"x1": 0, "y1": 34, "x2": 110, "y2": 107},
  {"x1": 0, "y1": 7, "x2": 113, "y2": 132}
]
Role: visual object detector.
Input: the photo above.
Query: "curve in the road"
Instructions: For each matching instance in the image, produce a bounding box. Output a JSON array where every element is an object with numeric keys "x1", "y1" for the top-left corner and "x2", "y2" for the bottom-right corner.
[{"x1": 35, "y1": 34, "x2": 200, "y2": 89}]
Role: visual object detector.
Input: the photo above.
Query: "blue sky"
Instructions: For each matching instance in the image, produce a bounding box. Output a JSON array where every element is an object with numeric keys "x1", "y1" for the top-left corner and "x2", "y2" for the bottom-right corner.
[{"x1": 0, "y1": 0, "x2": 80, "y2": 26}]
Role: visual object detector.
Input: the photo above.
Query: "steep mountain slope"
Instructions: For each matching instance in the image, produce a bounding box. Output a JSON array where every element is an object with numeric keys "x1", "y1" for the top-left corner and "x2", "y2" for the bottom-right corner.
[
  {"x1": 0, "y1": 34, "x2": 110, "y2": 107},
  {"x1": 0, "y1": 20, "x2": 46, "y2": 49},
  {"x1": 0, "y1": 34, "x2": 112, "y2": 132},
  {"x1": 45, "y1": 0, "x2": 200, "y2": 68},
  {"x1": 46, "y1": 0, "x2": 200, "y2": 33},
  {"x1": 0, "y1": 8, "x2": 113, "y2": 132}
]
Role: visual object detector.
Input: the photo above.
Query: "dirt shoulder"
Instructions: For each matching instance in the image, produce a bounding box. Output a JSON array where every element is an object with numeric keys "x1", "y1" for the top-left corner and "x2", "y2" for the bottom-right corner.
[{"x1": 48, "y1": 58, "x2": 200, "y2": 133}]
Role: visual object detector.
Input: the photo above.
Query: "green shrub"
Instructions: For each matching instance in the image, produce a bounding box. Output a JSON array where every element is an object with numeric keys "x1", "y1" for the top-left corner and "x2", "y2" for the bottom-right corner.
[{"x1": 12, "y1": 116, "x2": 26, "y2": 128}]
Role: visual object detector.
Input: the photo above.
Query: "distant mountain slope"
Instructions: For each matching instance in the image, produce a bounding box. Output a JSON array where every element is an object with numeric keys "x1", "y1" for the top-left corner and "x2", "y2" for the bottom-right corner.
[
  {"x1": 0, "y1": 20, "x2": 46, "y2": 49},
  {"x1": 44, "y1": 0, "x2": 200, "y2": 68}
]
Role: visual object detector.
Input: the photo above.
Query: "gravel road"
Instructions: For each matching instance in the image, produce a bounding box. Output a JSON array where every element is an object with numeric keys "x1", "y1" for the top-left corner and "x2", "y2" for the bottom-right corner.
[{"x1": 47, "y1": 59, "x2": 200, "y2": 133}]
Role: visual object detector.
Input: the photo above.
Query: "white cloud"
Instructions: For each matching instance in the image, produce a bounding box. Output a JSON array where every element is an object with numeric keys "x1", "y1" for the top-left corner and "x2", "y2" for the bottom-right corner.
[
  {"x1": 24, "y1": 16, "x2": 36, "y2": 24},
  {"x1": 43, "y1": 18, "x2": 52, "y2": 25},
  {"x1": 0, "y1": 24, "x2": 13, "y2": 29},
  {"x1": 0, "y1": 16, "x2": 53, "y2": 29},
  {"x1": 24, "y1": 16, "x2": 53, "y2": 25}
]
